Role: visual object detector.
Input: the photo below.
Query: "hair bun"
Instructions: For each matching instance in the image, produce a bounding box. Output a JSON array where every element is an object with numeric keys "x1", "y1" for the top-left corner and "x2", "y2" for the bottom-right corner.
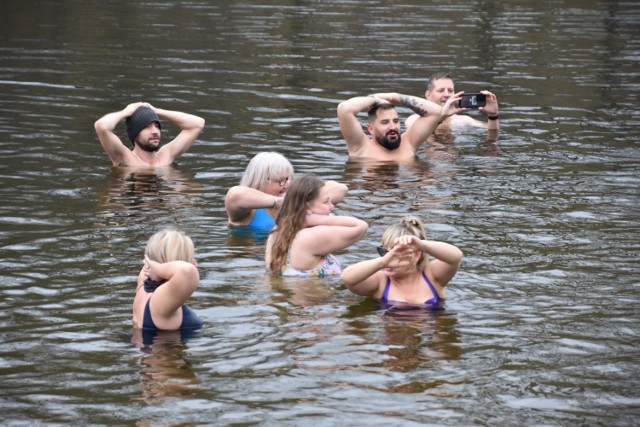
[{"x1": 402, "y1": 216, "x2": 420, "y2": 227}]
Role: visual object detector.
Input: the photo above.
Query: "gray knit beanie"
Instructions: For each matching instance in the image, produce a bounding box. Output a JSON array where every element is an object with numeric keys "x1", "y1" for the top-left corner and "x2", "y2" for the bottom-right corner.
[{"x1": 125, "y1": 107, "x2": 161, "y2": 142}]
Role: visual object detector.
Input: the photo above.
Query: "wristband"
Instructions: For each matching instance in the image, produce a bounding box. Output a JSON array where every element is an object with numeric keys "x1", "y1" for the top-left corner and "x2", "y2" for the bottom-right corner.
[
  {"x1": 368, "y1": 94, "x2": 381, "y2": 107},
  {"x1": 488, "y1": 114, "x2": 500, "y2": 121}
]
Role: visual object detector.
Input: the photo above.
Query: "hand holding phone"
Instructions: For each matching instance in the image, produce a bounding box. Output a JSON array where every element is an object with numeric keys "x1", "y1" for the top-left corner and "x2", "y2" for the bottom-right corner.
[{"x1": 457, "y1": 93, "x2": 486, "y2": 109}]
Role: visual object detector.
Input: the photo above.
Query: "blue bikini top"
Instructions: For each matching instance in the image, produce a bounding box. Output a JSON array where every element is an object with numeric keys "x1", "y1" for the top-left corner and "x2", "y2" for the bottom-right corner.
[{"x1": 247, "y1": 208, "x2": 275, "y2": 230}]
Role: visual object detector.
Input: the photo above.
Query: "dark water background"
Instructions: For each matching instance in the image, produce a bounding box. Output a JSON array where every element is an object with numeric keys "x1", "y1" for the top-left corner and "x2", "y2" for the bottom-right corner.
[{"x1": 1, "y1": 0, "x2": 639, "y2": 425}]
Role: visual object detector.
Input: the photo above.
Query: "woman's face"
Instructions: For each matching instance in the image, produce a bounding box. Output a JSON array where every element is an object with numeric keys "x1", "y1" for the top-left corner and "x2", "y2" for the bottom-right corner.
[
  {"x1": 307, "y1": 184, "x2": 334, "y2": 215},
  {"x1": 264, "y1": 172, "x2": 291, "y2": 196},
  {"x1": 381, "y1": 239, "x2": 420, "y2": 275}
]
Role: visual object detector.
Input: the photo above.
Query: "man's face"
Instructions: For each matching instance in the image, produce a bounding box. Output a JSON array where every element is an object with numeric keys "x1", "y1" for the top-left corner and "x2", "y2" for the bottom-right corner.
[
  {"x1": 426, "y1": 78, "x2": 455, "y2": 106},
  {"x1": 134, "y1": 122, "x2": 161, "y2": 152},
  {"x1": 369, "y1": 108, "x2": 402, "y2": 151}
]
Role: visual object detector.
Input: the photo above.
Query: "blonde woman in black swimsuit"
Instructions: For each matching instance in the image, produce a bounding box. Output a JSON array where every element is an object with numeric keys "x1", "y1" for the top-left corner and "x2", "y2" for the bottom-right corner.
[{"x1": 133, "y1": 229, "x2": 203, "y2": 332}]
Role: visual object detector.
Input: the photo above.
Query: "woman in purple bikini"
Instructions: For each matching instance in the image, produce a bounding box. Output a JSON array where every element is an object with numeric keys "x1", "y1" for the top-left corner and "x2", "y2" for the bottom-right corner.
[{"x1": 341, "y1": 217, "x2": 463, "y2": 309}]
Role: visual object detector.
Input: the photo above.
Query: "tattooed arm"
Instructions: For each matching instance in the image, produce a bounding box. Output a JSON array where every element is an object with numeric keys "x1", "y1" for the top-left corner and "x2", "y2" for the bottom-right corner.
[
  {"x1": 374, "y1": 93, "x2": 442, "y2": 117},
  {"x1": 374, "y1": 92, "x2": 444, "y2": 151}
]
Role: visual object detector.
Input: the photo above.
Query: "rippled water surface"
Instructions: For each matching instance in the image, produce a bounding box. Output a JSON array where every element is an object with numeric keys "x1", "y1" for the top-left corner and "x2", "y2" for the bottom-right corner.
[{"x1": 1, "y1": 0, "x2": 639, "y2": 425}]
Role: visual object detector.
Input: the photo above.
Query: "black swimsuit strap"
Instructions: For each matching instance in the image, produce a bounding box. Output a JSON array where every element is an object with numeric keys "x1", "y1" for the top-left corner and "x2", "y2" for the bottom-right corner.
[{"x1": 143, "y1": 278, "x2": 166, "y2": 293}]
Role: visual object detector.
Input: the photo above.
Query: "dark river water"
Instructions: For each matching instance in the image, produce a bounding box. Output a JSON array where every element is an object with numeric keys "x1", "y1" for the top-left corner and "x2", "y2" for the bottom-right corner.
[{"x1": 1, "y1": 0, "x2": 639, "y2": 425}]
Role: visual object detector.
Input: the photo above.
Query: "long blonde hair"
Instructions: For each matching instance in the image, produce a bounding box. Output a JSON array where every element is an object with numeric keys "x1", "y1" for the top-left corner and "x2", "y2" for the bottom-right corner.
[
  {"x1": 145, "y1": 228, "x2": 195, "y2": 264},
  {"x1": 269, "y1": 175, "x2": 324, "y2": 273},
  {"x1": 381, "y1": 216, "x2": 428, "y2": 270}
]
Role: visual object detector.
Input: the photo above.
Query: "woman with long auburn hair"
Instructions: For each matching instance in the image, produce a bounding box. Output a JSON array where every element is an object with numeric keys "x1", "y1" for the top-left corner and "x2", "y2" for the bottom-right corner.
[{"x1": 265, "y1": 175, "x2": 368, "y2": 277}]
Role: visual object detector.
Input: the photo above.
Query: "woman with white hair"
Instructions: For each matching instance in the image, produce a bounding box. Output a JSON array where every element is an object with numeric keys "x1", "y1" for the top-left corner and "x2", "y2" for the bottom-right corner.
[{"x1": 225, "y1": 152, "x2": 347, "y2": 232}]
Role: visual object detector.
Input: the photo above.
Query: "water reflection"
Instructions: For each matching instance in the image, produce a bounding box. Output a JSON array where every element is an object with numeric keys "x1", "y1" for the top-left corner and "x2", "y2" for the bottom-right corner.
[
  {"x1": 340, "y1": 157, "x2": 464, "y2": 243},
  {"x1": 225, "y1": 225, "x2": 270, "y2": 258},
  {"x1": 427, "y1": 127, "x2": 498, "y2": 158},
  {"x1": 341, "y1": 299, "x2": 462, "y2": 395},
  {"x1": 382, "y1": 310, "x2": 461, "y2": 370},
  {"x1": 343, "y1": 159, "x2": 426, "y2": 191},
  {"x1": 131, "y1": 328, "x2": 201, "y2": 403},
  {"x1": 96, "y1": 166, "x2": 203, "y2": 214},
  {"x1": 265, "y1": 274, "x2": 338, "y2": 308}
]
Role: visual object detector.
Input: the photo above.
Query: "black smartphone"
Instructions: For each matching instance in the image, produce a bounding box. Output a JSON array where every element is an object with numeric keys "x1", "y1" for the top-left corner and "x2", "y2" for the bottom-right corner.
[{"x1": 457, "y1": 93, "x2": 486, "y2": 108}]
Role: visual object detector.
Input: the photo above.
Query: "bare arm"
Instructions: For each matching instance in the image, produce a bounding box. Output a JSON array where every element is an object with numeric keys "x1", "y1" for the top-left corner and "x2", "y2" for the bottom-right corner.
[
  {"x1": 325, "y1": 180, "x2": 348, "y2": 205},
  {"x1": 155, "y1": 107, "x2": 205, "y2": 160},
  {"x1": 144, "y1": 257, "x2": 199, "y2": 315},
  {"x1": 337, "y1": 96, "x2": 378, "y2": 156},
  {"x1": 404, "y1": 113, "x2": 419, "y2": 130},
  {"x1": 404, "y1": 92, "x2": 465, "y2": 131},
  {"x1": 394, "y1": 235, "x2": 463, "y2": 287},
  {"x1": 94, "y1": 102, "x2": 148, "y2": 166},
  {"x1": 375, "y1": 92, "x2": 441, "y2": 117},
  {"x1": 340, "y1": 256, "x2": 388, "y2": 296},
  {"x1": 425, "y1": 240, "x2": 463, "y2": 287},
  {"x1": 479, "y1": 90, "x2": 500, "y2": 131},
  {"x1": 225, "y1": 186, "x2": 282, "y2": 223},
  {"x1": 300, "y1": 214, "x2": 368, "y2": 256},
  {"x1": 341, "y1": 243, "x2": 415, "y2": 296}
]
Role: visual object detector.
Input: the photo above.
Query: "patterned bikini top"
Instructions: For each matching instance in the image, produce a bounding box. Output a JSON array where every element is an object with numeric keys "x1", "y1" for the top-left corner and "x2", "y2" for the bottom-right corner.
[{"x1": 280, "y1": 253, "x2": 341, "y2": 278}]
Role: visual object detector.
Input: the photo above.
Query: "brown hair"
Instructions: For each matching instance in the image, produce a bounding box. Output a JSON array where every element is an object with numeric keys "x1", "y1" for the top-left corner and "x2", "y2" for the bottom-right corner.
[
  {"x1": 268, "y1": 175, "x2": 325, "y2": 273},
  {"x1": 367, "y1": 103, "x2": 396, "y2": 123},
  {"x1": 426, "y1": 72, "x2": 455, "y2": 92}
]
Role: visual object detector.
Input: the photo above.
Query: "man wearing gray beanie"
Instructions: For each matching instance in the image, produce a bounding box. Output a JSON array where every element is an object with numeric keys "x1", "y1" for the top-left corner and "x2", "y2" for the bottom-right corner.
[{"x1": 94, "y1": 102, "x2": 205, "y2": 167}]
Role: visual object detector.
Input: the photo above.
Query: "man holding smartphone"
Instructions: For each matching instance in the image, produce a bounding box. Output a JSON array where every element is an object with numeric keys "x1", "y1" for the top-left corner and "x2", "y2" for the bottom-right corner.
[
  {"x1": 405, "y1": 72, "x2": 500, "y2": 132},
  {"x1": 337, "y1": 92, "x2": 462, "y2": 161}
]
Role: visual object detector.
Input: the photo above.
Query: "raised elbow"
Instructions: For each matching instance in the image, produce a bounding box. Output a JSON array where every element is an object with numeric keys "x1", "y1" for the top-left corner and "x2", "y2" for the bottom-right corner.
[
  {"x1": 178, "y1": 262, "x2": 200, "y2": 291},
  {"x1": 337, "y1": 101, "x2": 353, "y2": 117},
  {"x1": 357, "y1": 220, "x2": 369, "y2": 237},
  {"x1": 94, "y1": 119, "x2": 107, "y2": 133},
  {"x1": 452, "y1": 247, "x2": 464, "y2": 266}
]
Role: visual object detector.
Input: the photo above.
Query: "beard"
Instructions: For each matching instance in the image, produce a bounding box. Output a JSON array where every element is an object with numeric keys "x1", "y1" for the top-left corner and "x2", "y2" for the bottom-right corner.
[
  {"x1": 376, "y1": 130, "x2": 401, "y2": 150},
  {"x1": 136, "y1": 138, "x2": 161, "y2": 153}
]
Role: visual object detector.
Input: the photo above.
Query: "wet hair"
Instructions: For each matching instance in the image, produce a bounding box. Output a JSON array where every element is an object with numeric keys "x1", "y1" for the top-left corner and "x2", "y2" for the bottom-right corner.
[
  {"x1": 269, "y1": 174, "x2": 325, "y2": 273},
  {"x1": 367, "y1": 103, "x2": 396, "y2": 123},
  {"x1": 240, "y1": 152, "x2": 294, "y2": 191},
  {"x1": 426, "y1": 72, "x2": 455, "y2": 92},
  {"x1": 381, "y1": 216, "x2": 428, "y2": 270},
  {"x1": 145, "y1": 228, "x2": 195, "y2": 264}
]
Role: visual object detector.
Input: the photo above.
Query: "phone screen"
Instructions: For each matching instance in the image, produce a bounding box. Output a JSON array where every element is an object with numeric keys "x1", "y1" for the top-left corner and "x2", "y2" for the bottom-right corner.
[{"x1": 458, "y1": 93, "x2": 486, "y2": 109}]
